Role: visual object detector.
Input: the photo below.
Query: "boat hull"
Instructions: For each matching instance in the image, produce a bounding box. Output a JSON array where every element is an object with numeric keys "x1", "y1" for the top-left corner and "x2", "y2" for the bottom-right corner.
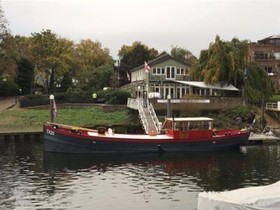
[{"x1": 43, "y1": 124, "x2": 250, "y2": 154}]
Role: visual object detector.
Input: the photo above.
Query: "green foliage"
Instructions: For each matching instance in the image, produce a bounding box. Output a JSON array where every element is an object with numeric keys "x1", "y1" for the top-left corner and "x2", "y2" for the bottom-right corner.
[
  {"x1": 269, "y1": 95, "x2": 280, "y2": 102},
  {"x1": 19, "y1": 94, "x2": 49, "y2": 107},
  {"x1": 118, "y1": 41, "x2": 158, "y2": 86},
  {"x1": 171, "y1": 45, "x2": 198, "y2": 66},
  {"x1": 16, "y1": 58, "x2": 34, "y2": 94},
  {"x1": 31, "y1": 29, "x2": 74, "y2": 93},
  {"x1": 20, "y1": 89, "x2": 131, "y2": 107},
  {"x1": 208, "y1": 105, "x2": 255, "y2": 129},
  {"x1": 97, "y1": 89, "x2": 130, "y2": 104},
  {"x1": 191, "y1": 35, "x2": 249, "y2": 87},
  {"x1": 72, "y1": 39, "x2": 114, "y2": 91},
  {"x1": 0, "y1": 80, "x2": 18, "y2": 96},
  {"x1": 245, "y1": 62, "x2": 273, "y2": 104}
]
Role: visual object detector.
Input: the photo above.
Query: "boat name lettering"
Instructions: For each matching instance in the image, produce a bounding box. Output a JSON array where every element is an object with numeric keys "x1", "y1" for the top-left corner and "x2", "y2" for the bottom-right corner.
[{"x1": 47, "y1": 129, "x2": 55, "y2": 136}]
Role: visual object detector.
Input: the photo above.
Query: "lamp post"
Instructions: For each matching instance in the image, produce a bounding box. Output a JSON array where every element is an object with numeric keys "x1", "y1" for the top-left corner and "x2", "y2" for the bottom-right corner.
[{"x1": 50, "y1": 95, "x2": 55, "y2": 122}]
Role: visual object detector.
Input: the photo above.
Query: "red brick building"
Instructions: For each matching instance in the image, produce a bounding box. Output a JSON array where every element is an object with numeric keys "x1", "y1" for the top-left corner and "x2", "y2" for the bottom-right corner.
[{"x1": 247, "y1": 35, "x2": 280, "y2": 92}]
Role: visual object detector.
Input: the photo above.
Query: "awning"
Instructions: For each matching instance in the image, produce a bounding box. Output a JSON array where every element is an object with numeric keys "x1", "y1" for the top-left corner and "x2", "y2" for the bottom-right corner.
[{"x1": 175, "y1": 80, "x2": 239, "y2": 91}]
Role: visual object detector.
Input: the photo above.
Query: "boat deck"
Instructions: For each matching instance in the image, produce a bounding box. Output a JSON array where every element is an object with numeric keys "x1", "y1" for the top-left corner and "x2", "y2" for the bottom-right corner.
[{"x1": 87, "y1": 131, "x2": 173, "y2": 140}]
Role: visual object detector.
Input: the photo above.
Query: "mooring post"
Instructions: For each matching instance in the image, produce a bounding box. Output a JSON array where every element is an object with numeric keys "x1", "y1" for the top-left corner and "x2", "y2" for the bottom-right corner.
[{"x1": 50, "y1": 94, "x2": 54, "y2": 122}]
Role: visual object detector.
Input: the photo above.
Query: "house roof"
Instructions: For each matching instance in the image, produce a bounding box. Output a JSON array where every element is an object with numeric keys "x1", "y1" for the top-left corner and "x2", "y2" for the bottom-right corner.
[
  {"x1": 130, "y1": 52, "x2": 186, "y2": 73},
  {"x1": 174, "y1": 80, "x2": 239, "y2": 91},
  {"x1": 259, "y1": 35, "x2": 280, "y2": 42}
]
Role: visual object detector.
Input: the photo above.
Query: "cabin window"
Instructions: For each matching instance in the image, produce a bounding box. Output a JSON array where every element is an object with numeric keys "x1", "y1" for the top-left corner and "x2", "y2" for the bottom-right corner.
[{"x1": 153, "y1": 68, "x2": 156, "y2": 74}]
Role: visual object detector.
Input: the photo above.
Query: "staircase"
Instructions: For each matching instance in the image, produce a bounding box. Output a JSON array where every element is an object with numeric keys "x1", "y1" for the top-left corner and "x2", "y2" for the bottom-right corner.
[{"x1": 127, "y1": 98, "x2": 161, "y2": 134}]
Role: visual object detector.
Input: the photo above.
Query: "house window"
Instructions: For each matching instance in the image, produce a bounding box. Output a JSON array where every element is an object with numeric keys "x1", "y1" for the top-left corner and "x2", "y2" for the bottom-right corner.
[
  {"x1": 274, "y1": 52, "x2": 280, "y2": 60},
  {"x1": 157, "y1": 68, "x2": 161, "y2": 74},
  {"x1": 161, "y1": 68, "x2": 165, "y2": 74},
  {"x1": 153, "y1": 68, "x2": 157, "y2": 74},
  {"x1": 177, "y1": 68, "x2": 181, "y2": 75},
  {"x1": 166, "y1": 67, "x2": 176, "y2": 79}
]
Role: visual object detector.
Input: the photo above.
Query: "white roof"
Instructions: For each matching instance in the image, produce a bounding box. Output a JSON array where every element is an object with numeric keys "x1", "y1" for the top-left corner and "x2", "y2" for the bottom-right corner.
[
  {"x1": 165, "y1": 117, "x2": 213, "y2": 122},
  {"x1": 175, "y1": 80, "x2": 239, "y2": 91},
  {"x1": 198, "y1": 181, "x2": 280, "y2": 210}
]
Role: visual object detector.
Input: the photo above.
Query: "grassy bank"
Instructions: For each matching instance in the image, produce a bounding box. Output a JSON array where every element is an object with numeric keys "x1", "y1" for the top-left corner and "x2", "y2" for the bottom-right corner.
[{"x1": 0, "y1": 107, "x2": 132, "y2": 133}]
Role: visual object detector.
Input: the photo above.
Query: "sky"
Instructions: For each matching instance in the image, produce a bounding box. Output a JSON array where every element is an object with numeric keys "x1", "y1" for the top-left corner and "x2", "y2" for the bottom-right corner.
[{"x1": 1, "y1": 0, "x2": 280, "y2": 59}]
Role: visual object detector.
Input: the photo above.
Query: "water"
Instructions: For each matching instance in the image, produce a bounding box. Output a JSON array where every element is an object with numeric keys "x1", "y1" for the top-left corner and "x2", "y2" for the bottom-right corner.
[{"x1": 1, "y1": 142, "x2": 280, "y2": 210}]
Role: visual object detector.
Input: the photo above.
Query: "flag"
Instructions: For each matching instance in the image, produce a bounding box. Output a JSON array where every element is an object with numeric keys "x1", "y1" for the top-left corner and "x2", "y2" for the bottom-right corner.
[
  {"x1": 126, "y1": 71, "x2": 130, "y2": 81},
  {"x1": 144, "y1": 61, "x2": 151, "y2": 73},
  {"x1": 53, "y1": 99, "x2": 57, "y2": 118}
]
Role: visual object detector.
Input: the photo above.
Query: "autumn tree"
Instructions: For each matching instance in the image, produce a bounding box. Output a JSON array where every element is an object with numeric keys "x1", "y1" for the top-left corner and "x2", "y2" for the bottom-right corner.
[
  {"x1": 31, "y1": 29, "x2": 74, "y2": 93},
  {"x1": 74, "y1": 39, "x2": 114, "y2": 91},
  {"x1": 0, "y1": 1, "x2": 16, "y2": 81},
  {"x1": 118, "y1": 41, "x2": 158, "y2": 86}
]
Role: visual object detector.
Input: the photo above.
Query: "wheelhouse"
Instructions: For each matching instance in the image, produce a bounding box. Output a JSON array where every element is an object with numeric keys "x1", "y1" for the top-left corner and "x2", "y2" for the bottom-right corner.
[{"x1": 162, "y1": 117, "x2": 214, "y2": 139}]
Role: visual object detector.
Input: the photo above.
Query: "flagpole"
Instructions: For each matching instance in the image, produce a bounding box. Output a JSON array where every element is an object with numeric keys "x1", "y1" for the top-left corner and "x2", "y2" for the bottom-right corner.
[
  {"x1": 144, "y1": 61, "x2": 150, "y2": 99},
  {"x1": 146, "y1": 70, "x2": 149, "y2": 95}
]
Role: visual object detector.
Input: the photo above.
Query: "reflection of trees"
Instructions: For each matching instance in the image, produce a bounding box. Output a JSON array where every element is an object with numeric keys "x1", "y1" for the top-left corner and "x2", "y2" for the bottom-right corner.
[{"x1": 1, "y1": 144, "x2": 280, "y2": 208}]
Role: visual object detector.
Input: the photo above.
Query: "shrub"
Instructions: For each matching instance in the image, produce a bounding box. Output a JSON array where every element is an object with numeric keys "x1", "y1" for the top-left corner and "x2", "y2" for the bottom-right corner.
[
  {"x1": 19, "y1": 89, "x2": 131, "y2": 107},
  {"x1": 19, "y1": 94, "x2": 49, "y2": 107},
  {"x1": 0, "y1": 80, "x2": 19, "y2": 96}
]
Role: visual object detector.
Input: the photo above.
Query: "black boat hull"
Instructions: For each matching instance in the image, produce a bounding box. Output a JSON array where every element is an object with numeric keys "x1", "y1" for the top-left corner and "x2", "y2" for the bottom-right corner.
[{"x1": 43, "y1": 125, "x2": 249, "y2": 154}]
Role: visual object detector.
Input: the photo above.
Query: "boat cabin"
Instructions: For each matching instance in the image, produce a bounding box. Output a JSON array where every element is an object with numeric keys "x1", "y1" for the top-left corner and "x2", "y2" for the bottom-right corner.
[{"x1": 162, "y1": 117, "x2": 214, "y2": 139}]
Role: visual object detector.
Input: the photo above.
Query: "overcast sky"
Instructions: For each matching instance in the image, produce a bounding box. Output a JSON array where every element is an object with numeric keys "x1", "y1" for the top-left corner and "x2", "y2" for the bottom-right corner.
[{"x1": 2, "y1": 0, "x2": 280, "y2": 59}]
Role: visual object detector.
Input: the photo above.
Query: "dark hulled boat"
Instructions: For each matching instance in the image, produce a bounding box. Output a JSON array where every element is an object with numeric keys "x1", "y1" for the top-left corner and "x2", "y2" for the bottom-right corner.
[{"x1": 43, "y1": 117, "x2": 250, "y2": 154}]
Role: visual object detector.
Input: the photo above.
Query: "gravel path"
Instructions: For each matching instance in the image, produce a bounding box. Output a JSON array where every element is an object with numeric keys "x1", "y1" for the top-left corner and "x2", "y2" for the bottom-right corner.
[{"x1": 0, "y1": 97, "x2": 16, "y2": 111}]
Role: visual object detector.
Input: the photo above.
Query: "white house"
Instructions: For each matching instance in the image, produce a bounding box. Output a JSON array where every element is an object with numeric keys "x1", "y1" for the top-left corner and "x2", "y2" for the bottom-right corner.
[{"x1": 127, "y1": 52, "x2": 239, "y2": 99}]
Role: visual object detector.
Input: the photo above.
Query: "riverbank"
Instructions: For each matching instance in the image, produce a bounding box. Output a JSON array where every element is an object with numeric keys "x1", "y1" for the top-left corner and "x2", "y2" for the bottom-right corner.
[
  {"x1": 1, "y1": 98, "x2": 279, "y2": 135},
  {"x1": 0, "y1": 105, "x2": 133, "y2": 133}
]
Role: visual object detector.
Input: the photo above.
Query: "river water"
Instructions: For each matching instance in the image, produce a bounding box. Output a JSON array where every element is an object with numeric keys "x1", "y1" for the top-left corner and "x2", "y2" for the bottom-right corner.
[{"x1": 1, "y1": 141, "x2": 280, "y2": 210}]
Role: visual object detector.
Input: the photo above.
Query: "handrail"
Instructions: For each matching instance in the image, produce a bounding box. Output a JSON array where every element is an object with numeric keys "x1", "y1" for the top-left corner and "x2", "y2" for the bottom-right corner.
[
  {"x1": 127, "y1": 98, "x2": 161, "y2": 134},
  {"x1": 148, "y1": 101, "x2": 161, "y2": 133},
  {"x1": 138, "y1": 99, "x2": 149, "y2": 134},
  {"x1": 266, "y1": 102, "x2": 279, "y2": 110}
]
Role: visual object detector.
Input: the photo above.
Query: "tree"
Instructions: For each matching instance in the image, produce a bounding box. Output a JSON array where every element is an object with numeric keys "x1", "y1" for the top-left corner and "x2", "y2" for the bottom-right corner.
[
  {"x1": 74, "y1": 39, "x2": 114, "y2": 91},
  {"x1": 31, "y1": 29, "x2": 74, "y2": 93},
  {"x1": 171, "y1": 46, "x2": 197, "y2": 67},
  {"x1": 0, "y1": 0, "x2": 9, "y2": 42},
  {"x1": 75, "y1": 39, "x2": 114, "y2": 69},
  {"x1": 118, "y1": 41, "x2": 158, "y2": 86},
  {"x1": 245, "y1": 62, "x2": 273, "y2": 104},
  {"x1": 0, "y1": 1, "x2": 15, "y2": 81},
  {"x1": 190, "y1": 35, "x2": 249, "y2": 87},
  {"x1": 16, "y1": 58, "x2": 34, "y2": 94}
]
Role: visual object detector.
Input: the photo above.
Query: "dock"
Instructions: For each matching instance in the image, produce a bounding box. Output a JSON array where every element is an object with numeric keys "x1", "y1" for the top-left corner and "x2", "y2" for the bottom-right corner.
[
  {"x1": 248, "y1": 133, "x2": 280, "y2": 144},
  {"x1": 0, "y1": 131, "x2": 42, "y2": 144}
]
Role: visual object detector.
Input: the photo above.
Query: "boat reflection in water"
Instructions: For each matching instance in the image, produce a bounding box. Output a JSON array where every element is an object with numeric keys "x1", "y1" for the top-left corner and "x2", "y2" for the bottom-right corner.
[
  {"x1": 1, "y1": 143, "x2": 280, "y2": 210},
  {"x1": 43, "y1": 149, "x2": 250, "y2": 191}
]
